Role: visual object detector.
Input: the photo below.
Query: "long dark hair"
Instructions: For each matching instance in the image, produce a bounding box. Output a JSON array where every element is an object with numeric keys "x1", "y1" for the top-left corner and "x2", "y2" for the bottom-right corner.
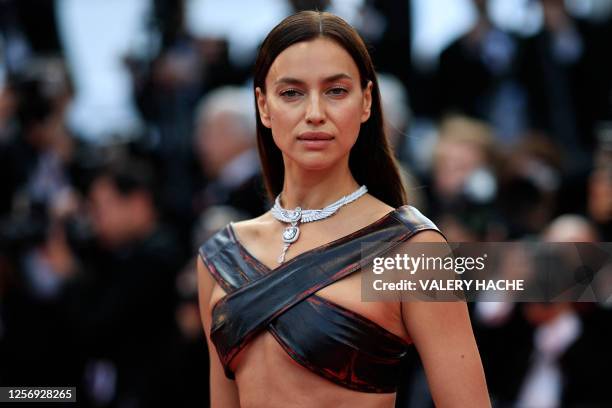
[{"x1": 253, "y1": 10, "x2": 407, "y2": 208}]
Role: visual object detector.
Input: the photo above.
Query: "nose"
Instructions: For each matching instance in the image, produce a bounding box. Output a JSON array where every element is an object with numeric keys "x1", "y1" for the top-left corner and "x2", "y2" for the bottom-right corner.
[{"x1": 305, "y1": 94, "x2": 326, "y2": 125}]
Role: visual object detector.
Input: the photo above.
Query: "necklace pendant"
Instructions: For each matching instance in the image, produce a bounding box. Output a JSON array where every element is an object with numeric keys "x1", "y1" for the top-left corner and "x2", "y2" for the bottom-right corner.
[
  {"x1": 285, "y1": 206, "x2": 302, "y2": 223},
  {"x1": 282, "y1": 225, "x2": 300, "y2": 243}
]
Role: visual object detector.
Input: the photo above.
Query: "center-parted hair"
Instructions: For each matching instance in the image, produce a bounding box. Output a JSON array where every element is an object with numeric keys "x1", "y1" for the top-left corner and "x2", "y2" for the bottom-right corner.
[{"x1": 253, "y1": 10, "x2": 407, "y2": 208}]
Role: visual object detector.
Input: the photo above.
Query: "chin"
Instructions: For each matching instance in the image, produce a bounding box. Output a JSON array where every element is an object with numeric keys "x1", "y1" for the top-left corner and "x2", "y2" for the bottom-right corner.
[
  {"x1": 285, "y1": 148, "x2": 349, "y2": 171},
  {"x1": 294, "y1": 155, "x2": 340, "y2": 172}
]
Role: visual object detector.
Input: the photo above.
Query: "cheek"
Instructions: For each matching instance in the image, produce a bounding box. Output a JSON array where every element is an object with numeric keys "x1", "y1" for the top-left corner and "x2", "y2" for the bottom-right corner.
[
  {"x1": 269, "y1": 99, "x2": 301, "y2": 124},
  {"x1": 330, "y1": 102, "x2": 364, "y2": 145},
  {"x1": 267, "y1": 101, "x2": 301, "y2": 141}
]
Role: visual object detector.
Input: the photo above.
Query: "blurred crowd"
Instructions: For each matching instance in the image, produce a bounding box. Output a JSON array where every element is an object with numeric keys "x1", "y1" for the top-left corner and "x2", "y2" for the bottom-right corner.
[{"x1": 0, "y1": 0, "x2": 611, "y2": 407}]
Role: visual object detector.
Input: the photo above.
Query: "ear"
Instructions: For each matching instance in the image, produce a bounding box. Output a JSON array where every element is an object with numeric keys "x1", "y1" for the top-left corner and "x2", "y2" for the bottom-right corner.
[
  {"x1": 256, "y1": 87, "x2": 271, "y2": 128},
  {"x1": 360, "y1": 80, "x2": 373, "y2": 123}
]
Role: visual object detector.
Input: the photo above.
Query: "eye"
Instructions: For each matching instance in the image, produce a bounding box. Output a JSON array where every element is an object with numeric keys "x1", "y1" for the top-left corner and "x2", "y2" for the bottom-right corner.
[
  {"x1": 326, "y1": 87, "x2": 348, "y2": 97},
  {"x1": 279, "y1": 88, "x2": 303, "y2": 99}
]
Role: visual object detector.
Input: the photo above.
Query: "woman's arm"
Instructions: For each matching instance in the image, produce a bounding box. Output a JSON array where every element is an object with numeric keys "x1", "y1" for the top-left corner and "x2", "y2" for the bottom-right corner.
[
  {"x1": 401, "y1": 231, "x2": 491, "y2": 407},
  {"x1": 197, "y1": 257, "x2": 241, "y2": 408}
]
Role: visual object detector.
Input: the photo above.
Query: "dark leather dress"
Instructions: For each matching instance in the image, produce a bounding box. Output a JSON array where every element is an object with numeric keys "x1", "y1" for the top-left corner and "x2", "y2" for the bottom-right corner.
[{"x1": 199, "y1": 205, "x2": 441, "y2": 393}]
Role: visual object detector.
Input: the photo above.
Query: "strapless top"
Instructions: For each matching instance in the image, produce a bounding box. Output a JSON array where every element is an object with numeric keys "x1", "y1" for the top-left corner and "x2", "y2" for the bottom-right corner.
[{"x1": 198, "y1": 205, "x2": 441, "y2": 393}]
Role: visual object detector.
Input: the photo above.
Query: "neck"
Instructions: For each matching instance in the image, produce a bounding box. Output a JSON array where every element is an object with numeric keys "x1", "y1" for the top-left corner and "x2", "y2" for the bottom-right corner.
[{"x1": 279, "y1": 156, "x2": 361, "y2": 209}]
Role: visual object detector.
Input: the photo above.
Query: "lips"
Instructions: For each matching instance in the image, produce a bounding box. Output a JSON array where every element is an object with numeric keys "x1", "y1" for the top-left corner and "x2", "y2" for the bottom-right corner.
[
  {"x1": 296, "y1": 132, "x2": 334, "y2": 150},
  {"x1": 297, "y1": 132, "x2": 334, "y2": 141}
]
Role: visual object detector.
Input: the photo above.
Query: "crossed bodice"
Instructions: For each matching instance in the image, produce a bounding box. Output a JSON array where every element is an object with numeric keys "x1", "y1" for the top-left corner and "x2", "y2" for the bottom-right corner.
[{"x1": 199, "y1": 205, "x2": 440, "y2": 393}]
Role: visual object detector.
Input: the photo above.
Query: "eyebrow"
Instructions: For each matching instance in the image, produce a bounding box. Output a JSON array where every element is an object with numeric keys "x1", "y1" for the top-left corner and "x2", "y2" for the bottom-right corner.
[{"x1": 274, "y1": 73, "x2": 353, "y2": 86}]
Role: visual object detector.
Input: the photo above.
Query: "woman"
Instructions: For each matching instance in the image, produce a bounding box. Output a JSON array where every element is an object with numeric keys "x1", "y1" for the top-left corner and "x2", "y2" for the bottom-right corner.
[{"x1": 197, "y1": 11, "x2": 490, "y2": 408}]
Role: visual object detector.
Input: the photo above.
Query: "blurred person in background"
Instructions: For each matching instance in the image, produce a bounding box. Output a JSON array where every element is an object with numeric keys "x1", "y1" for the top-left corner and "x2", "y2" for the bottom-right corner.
[
  {"x1": 517, "y1": 215, "x2": 610, "y2": 408},
  {"x1": 430, "y1": 116, "x2": 497, "y2": 206},
  {"x1": 358, "y1": 0, "x2": 412, "y2": 91},
  {"x1": 0, "y1": 60, "x2": 80, "y2": 389},
  {"x1": 0, "y1": 60, "x2": 74, "y2": 217},
  {"x1": 192, "y1": 85, "x2": 267, "y2": 220},
  {"x1": 437, "y1": 0, "x2": 527, "y2": 143},
  {"x1": 497, "y1": 134, "x2": 564, "y2": 238},
  {"x1": 475, "y1": 214, "x2": 611, "y2": 407},
  {"x1": 428, "y1": 115, "x2": 503, "y2": 241},
  {"x1": 517, "y1": 0, "x2": 602, "y2": 174},
  {"x1": 61, "y1": 159, "x2": 185, "y2": 408}
]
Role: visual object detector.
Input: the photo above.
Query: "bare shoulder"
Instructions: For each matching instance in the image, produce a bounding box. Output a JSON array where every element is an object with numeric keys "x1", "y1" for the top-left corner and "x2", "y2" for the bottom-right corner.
[
  {"x1": 365, "y1": 193, "x2": 395, "y2": 213},
  {"x1": 352, "y1": 193, "x2": 395, "y2": 220}
]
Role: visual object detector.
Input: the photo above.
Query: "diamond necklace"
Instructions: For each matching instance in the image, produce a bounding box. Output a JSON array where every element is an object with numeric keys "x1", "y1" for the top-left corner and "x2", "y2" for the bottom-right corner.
[{"x1": 271, "y1": 185, "x2": 368, "y2": 263}]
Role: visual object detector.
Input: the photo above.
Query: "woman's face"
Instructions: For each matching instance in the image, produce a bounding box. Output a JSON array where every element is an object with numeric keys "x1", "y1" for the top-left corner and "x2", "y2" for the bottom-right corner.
[{"x1": 256, "y1": 37, "x2": 372, "y2": 171}]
